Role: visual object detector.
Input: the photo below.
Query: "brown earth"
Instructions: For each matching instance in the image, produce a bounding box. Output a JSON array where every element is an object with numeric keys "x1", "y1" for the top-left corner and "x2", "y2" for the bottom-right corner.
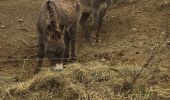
[{"x1": 0, "y1": 0, "x2": 170, "y2": 99}]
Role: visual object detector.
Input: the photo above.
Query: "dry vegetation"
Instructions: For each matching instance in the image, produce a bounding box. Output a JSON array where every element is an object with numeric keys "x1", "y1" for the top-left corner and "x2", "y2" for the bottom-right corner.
[{"x1": 0, "y1": 0, "x2": 170, "y2": 100}]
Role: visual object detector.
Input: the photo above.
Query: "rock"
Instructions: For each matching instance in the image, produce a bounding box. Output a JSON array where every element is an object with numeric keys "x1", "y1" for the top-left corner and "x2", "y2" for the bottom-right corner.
[
  {"x1": 132, "y1": 28, "x2": 137, "y2": 31},
  {"x1": 161, "y1": 31, "x2": 166, "y2": 35},
  {"x1": 101, "y1": 58, "x2": 106, "y2": 62},
  {"x1": 17, "y1": 19, "x2": 24, "y2": 22},
  {"x1": 0, "y1": 25, "x2": 5, "y2": 28},
  {"x1": 131, "y1": 10, "x2": 142, "y2": 14}
]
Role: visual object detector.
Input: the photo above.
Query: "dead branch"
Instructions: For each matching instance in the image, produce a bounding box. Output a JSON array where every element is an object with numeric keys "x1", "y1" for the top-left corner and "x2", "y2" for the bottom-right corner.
[{"x1": 124, "y1": 13, "x2": 170, "y2": 92}]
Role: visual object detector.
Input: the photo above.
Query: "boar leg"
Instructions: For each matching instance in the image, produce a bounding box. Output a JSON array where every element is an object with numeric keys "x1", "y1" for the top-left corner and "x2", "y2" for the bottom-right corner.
[
  {"x1": 64, "y1": 31, "x2": 70, "y2": 62},
  {"x1": 70, "y1": 25, "x2": 77, "y2": 62},
  {"x1": 79, "y1": 13, "x2": 90, "y2": 40},
  {"x1": 96, "y1": 8, "x2": 107, "y2": 43}
]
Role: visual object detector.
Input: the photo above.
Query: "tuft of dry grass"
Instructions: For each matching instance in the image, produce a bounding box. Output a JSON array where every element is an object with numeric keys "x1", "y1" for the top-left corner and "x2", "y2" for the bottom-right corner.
[
  {"x1": 2, "y1": 70, "x2": 80, "y2": 100},
  {"x1": 1, "y1": 61, "x2": 167, "y2": 100}
]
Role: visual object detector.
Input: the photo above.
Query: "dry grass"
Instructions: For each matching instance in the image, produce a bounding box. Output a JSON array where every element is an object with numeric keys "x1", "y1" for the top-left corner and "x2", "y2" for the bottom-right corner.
[
  {"x1": 1, "y1": 61, "x2": 168, "y2": 100},
  {"x1": 0, "y1": 0, "x2": 170, "y2": 100}
]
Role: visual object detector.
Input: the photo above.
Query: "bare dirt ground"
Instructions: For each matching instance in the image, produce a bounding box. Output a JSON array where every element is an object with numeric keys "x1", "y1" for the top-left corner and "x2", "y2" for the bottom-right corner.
[{"x1": 0, "y1": 0, "x2": 170, "y2": 100}]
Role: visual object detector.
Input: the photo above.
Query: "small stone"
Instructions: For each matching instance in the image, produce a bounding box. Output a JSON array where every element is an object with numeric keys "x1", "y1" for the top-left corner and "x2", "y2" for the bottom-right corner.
[
  {"x1": 111, "y1": 16, "x2": 116, "y2": 18},
  {"x1": 0, "y1": 25, "x2": 5, "y2": 28},
  {"x1": 161, "y1": 32, "x2": 166, "y2": 35},
  {"x1": 17, "y1": 19, "x2": 24, "y2": 22},
  {"x1": 132, "y1": 28, "x2": 137, "y2": 31},
  {"x1": 101, "y1": 58, "x2": 106, "y2": 62}
]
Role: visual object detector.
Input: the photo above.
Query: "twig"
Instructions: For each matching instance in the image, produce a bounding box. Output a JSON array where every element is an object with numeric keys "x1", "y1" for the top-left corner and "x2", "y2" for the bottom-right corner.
[
  {"x1": 128, "y1": 13, "x2": 170, "y2": 92},
  {"x1": 0, "y1": 57, "x2": 77, "y2": 63}
]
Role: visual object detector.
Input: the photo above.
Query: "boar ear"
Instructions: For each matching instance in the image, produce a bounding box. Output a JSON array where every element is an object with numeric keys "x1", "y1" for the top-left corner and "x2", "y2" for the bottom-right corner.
[{"x1": 47, "y1": 25, "x2": 52, "y2": 41}]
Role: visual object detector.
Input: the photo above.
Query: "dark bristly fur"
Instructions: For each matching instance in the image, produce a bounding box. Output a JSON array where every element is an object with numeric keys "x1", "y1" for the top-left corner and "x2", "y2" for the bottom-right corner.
[
  {"x1": 36, "y1": 0, "x2": 79, "y2": 73},
  {"x1": 36, "y1": 0, "x2": 112, "y2": 73},
  {"x1": 46, "y1": 1, "x2": 58, "y2": 35},
  {"x1": 78, "y1": 0, "x2": 113, "y2": 44}
]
